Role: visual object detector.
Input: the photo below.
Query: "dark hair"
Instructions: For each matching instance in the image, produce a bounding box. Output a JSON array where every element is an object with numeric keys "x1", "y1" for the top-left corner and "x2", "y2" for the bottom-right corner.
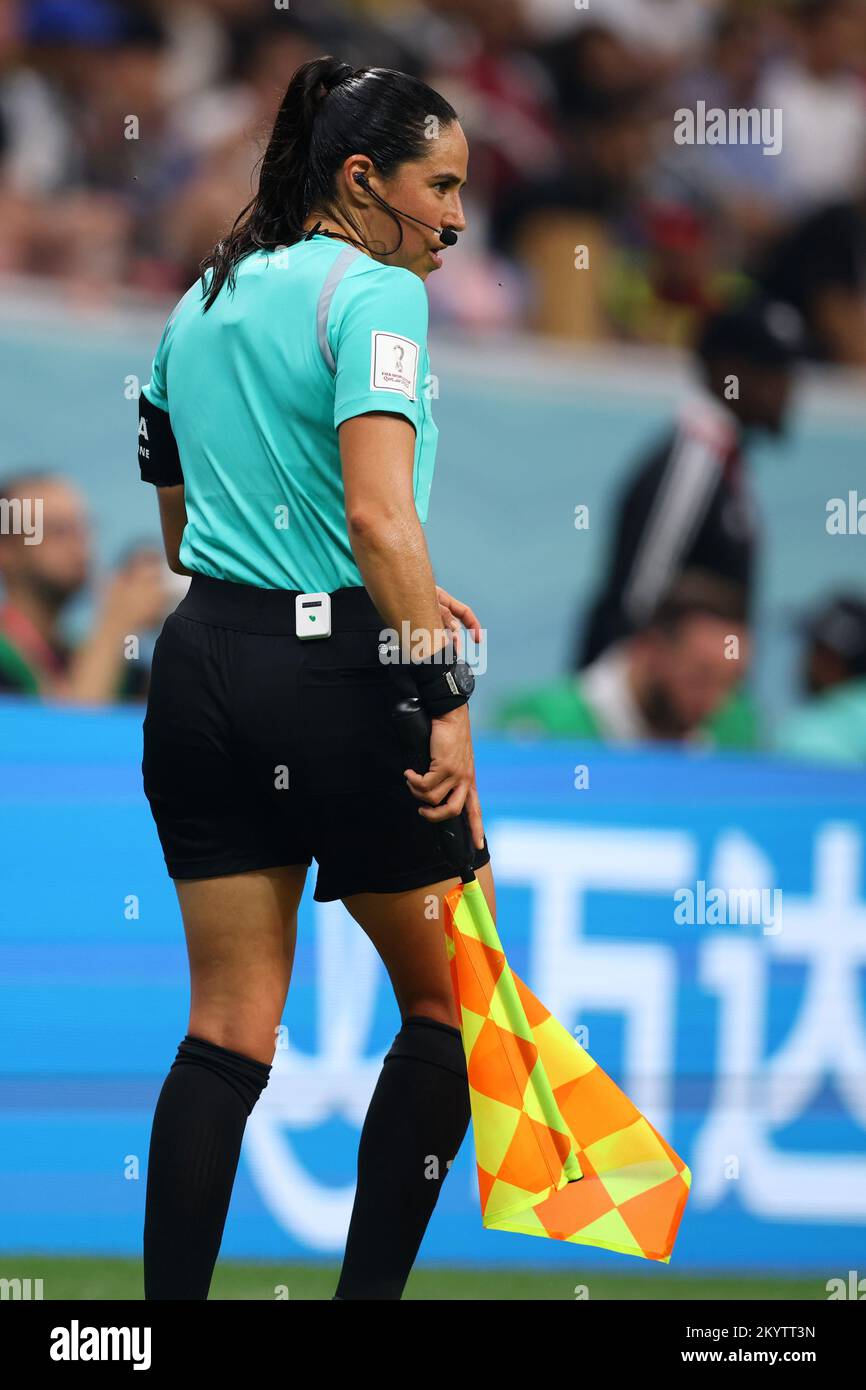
[
  {"x1": 200, "y1": 55, "x2": 458, "y2": 310},
  {"x1": 793, "y1": 0, "x2": 852, "y2": 26},
  {"x1": 648, "y1": 570, "x2": 749, "y2": 635}
]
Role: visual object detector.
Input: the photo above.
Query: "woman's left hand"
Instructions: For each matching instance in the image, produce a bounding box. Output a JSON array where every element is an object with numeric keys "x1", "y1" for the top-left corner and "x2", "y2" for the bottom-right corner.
[{"x1": 436, "y1": 585, "x2": 481, "y2": 654}]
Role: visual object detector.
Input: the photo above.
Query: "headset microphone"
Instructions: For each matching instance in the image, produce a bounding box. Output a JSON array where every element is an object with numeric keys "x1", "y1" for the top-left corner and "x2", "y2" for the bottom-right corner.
[{"x1": 353, "y1": 171, "x2": 458, "y2": 249}]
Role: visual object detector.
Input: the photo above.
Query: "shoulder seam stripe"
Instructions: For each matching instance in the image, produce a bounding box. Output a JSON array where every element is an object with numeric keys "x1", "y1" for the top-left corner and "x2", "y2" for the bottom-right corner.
[{"x1": 317, "y1": 246, "x2": 364, "y2": 372}]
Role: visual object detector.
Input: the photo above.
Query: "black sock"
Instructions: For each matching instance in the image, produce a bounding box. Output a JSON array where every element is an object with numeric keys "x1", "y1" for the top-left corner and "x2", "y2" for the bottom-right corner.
[
  {"x1": 143, "y1": 1033, "x2": 271, "y2": 1300},
  {"x1": 335, "y1": 1015, "x2": 471, "y2": 1300}
]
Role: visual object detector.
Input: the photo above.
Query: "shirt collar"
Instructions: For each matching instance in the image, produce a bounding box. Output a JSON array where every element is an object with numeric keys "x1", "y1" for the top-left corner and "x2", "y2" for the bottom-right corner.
[
  {"x1": 579, "y1": 642, "x2": 652, "y2": 743},
  {"x1": 579, "y1": 641, "x2": 712, "y2": 747}
]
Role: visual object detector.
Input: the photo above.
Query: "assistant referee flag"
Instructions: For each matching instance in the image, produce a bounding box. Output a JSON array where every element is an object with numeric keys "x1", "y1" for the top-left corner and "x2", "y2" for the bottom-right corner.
[{"x1": 444, "y1": 878, "x2": 691, "y2": 1262}]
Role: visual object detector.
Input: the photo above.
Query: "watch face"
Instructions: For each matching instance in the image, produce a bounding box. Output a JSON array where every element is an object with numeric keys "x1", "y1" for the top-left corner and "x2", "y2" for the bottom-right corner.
[{"x1": 454, "y1": 660, "x2": 475, "y2": 695}]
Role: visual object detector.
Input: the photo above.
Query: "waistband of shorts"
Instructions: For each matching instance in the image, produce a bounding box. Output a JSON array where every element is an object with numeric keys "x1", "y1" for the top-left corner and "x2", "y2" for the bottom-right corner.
[{"x1": 173, "y1": 573, "x2": 387, "y2": 635}]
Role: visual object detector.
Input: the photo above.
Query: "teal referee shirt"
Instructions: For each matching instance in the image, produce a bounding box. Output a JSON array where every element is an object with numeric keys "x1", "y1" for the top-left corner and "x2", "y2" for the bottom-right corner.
[{"x1": 141, "y1": 234, "x2": 438, "y2": 591}]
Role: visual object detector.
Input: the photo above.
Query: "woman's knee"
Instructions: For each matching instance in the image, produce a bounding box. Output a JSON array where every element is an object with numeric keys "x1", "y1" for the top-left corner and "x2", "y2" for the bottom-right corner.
[
  {"x1": 185, "y1": 951, "x2": 290, "y2": 1066},
  {"x1": 186, "y1": 1008, "x2": 282, "y2": 1066}
]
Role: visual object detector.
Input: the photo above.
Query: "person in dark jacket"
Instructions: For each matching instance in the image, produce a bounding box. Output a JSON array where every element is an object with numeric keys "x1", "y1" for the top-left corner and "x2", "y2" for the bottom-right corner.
[{"x1": 575, "y1": 297, "x2": 805, "y2": 668}]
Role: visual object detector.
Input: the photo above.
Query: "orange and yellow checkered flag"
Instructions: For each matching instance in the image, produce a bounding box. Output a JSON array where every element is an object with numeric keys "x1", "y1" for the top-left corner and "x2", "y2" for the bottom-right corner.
[{"x1": 443, "y1": 877, "x2": 691, "y2": 1262}]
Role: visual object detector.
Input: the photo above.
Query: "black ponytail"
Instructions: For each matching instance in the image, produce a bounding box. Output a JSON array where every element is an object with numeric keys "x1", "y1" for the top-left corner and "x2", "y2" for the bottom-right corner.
[{"x1": 200, "y1": 55, "x2": 457, "y2": 311}]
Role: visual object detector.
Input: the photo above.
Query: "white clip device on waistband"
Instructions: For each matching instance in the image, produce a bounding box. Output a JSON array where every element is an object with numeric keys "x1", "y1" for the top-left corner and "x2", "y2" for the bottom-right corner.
[{"x1": 295, "y1": 591, "x2": 332, "y2": 639}]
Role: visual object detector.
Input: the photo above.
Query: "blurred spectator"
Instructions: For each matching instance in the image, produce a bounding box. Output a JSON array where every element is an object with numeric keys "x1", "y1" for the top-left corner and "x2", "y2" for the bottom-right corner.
[
  {"x1": 0, "y1": 0, "x2": 865, "y2": 345},
  {"x1": 579, "y1": 0, "x2": 722, "y2": 66},
  {"x1": 151, "y1": 1, "x2": 236, "y2": 106},
  {"x1": 495, "y1": 570, "x2": 758, "y2": 748},
  {"x1": 0, "y1": 0, "x2": 73, "y2": 199},
  {"x1": 0, "y1": 470, "x2": 173, "y2": 701},
  {"x1": 602, "y1": 197, "x2": 744, "y2": 348},
  {"x1": 0, "y1": 0, "x2": 179, "y2": 290},
  {"x1": 574, "y1": 295, "x2": 805, "y2": 667},
  {"x1": 425, "y1": 0, "x2": 560, "y2": 203},
  {"x1": 416, "y1": 0, "x2": 562, "y2": 327},
  {"x1": 758, "y1": 0, "x2": 866, "y2": 214},
  {"x1": 655, "y1": 7, "x2": 787, "y2": 269},
  {"x1": 489, "y1": 84, "x2": 654, "y2": 339},
  {"x1": 774, "y1": 594, "x2": 866, "y2": 764},
  {"x1": 752, "y1": 191, "x2": 866, "y2": 366},
  {"x1": 541, "y1": 21, "x2": 645, "y2": 116},
  {"x1": 523, "y1": 0, "x2": 722, "y2": 69},
  {"x1": 160, "y1": 12, "x2": 319, "y2": 286}
]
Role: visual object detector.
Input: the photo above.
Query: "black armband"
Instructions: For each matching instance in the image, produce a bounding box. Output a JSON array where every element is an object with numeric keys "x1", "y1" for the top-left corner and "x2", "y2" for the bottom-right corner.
[{"x1": 138, "y1": 391, "x2": 183, "y2": 487}]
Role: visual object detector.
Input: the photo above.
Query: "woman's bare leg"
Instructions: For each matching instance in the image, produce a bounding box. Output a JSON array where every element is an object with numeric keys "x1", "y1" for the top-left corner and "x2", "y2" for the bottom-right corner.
[
  {"x1": 333, "y1": 861, "x2": 496, "y2": 1298},
  {"x1": 344, "y1": 861, "x2": 496, "y2": 1022},
  {"x1": 143, "y1": 865, "x2": 308, "y2": 1298},
  {"x1": 180, "y1": 865, "x2": 308, "y2": 1061}
]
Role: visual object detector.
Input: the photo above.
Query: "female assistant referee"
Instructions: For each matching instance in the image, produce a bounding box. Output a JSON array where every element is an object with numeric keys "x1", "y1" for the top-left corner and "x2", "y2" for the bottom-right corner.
[{"x1": 137, "y1": 56, "x2": 494, "y2": 1301}]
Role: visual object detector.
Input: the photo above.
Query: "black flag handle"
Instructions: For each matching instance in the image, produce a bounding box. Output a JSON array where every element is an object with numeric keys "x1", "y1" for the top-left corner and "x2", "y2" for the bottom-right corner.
[{"x1": 391, "y1": 696, "x2": 476, "y2": 882}]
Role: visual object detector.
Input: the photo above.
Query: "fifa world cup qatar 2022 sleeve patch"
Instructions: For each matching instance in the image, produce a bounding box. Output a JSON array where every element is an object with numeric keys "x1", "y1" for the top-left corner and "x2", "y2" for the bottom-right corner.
[{"x1": 369, "y1": 330, "x2": 420, "y2": 401}]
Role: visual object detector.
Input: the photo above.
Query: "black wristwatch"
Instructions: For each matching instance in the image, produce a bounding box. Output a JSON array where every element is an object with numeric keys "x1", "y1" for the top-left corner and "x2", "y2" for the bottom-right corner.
[{"x1": 412, "y1": 656, "x2": 475, "y2": 717}]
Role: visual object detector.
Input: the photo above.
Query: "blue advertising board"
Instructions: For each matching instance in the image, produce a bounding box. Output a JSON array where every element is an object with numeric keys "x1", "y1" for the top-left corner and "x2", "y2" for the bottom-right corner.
[{"x1": 1, "y1": 701, "x2": 864, "y2": 1273}]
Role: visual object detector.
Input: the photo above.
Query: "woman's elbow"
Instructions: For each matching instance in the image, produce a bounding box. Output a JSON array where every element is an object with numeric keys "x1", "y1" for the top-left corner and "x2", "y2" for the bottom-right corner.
[
  {"x1": 346, "y1": 505, "x2": 410, "y2": 547},
  {"x1": 166, "y1": 554, "x2": 194, "y2": 577}
]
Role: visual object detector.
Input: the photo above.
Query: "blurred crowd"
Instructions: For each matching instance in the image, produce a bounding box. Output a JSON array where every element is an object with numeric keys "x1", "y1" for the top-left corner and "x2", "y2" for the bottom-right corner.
[
  {"x1": 3, "y1": 292, "x2": 866, "y2": 762},
  {"x1": 2, "y1": 0, "x2": 865, "y2": 767},
  {"x1": 494, "y1": 294, "x2": 866, "y2": 765},
  {"x1": 1, "y1": 0, "x2": 866, "y2": 358}
]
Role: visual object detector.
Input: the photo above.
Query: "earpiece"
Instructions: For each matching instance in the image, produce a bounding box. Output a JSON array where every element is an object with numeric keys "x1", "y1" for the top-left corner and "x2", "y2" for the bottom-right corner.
[{"x1": 350, "y1": 171, "x2": 458, "y2": 251}]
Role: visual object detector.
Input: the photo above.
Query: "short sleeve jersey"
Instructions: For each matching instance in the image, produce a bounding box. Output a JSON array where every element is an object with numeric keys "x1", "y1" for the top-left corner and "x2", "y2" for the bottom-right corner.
[{"x1": 140, "y1": 236, "x2": 439, "y2": 591}]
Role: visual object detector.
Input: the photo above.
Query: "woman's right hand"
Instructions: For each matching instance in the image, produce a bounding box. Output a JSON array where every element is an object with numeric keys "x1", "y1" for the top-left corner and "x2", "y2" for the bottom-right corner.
[{"x1": 403, "y1": 702, "x2": 482, "y2": 841}]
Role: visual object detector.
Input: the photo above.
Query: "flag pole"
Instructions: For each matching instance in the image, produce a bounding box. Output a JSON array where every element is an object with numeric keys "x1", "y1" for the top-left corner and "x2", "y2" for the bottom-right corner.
[{"x1": 391, "y1": 695, "x2": 476, "y2": 883}]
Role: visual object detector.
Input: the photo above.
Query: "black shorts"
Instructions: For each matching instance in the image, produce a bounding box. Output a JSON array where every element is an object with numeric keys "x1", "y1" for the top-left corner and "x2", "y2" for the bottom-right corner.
[{"x1": 141, "y1": 573, "x2": 490, "y2": 902}]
